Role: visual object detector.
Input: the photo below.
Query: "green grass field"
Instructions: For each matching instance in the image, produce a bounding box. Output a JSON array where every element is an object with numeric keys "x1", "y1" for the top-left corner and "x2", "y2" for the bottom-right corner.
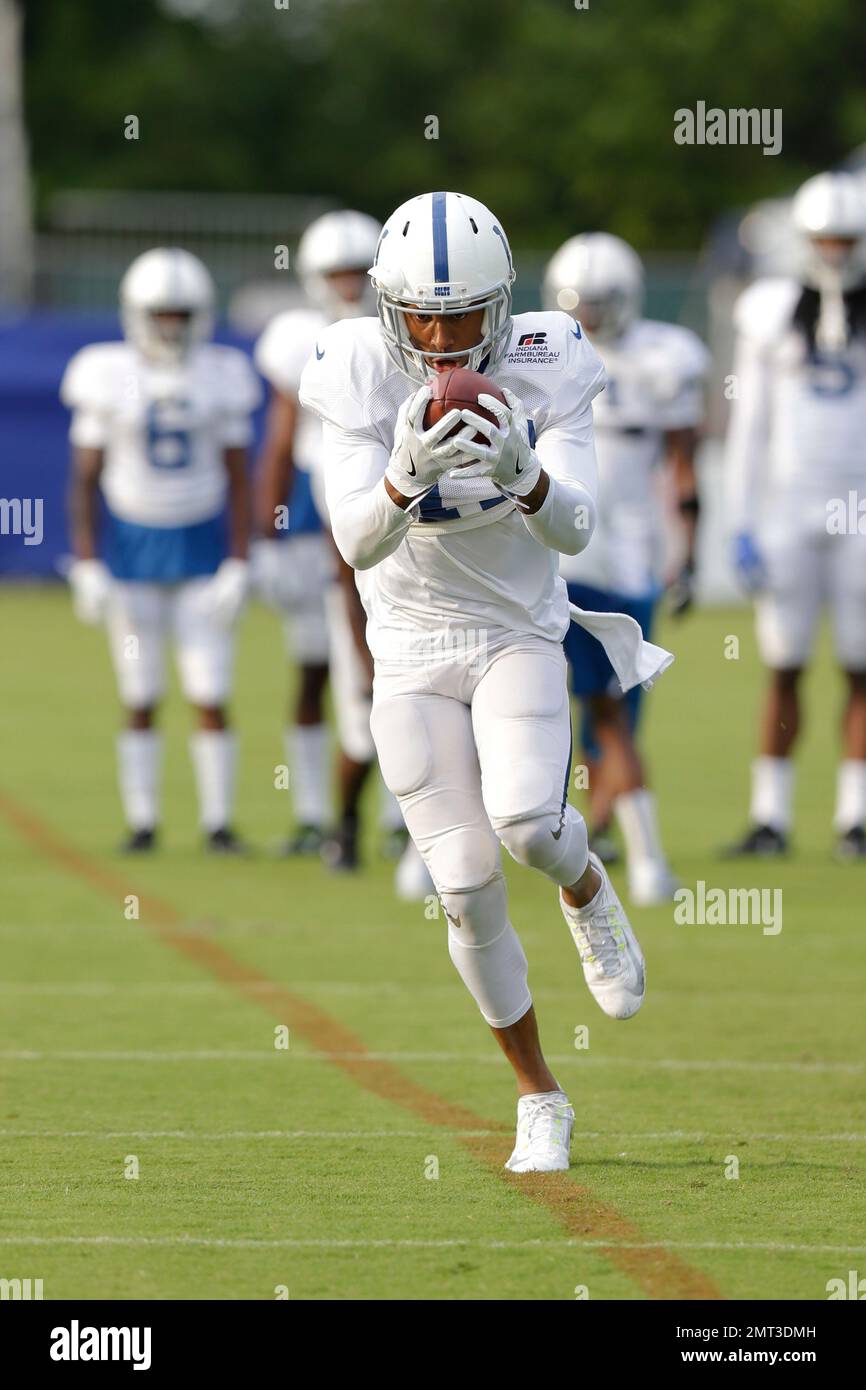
[{"x1": 1, "y1": 586, "x2": 865, "y2": 1301}]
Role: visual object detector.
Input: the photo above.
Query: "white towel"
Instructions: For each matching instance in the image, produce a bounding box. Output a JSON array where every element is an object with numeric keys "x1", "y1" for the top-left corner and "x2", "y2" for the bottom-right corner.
[{"x1": 569, "y1": 602, "x2": 674, "y2": 693}]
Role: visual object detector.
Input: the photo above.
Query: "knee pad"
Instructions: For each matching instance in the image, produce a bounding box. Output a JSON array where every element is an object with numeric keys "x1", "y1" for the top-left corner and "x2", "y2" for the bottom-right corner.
[
  {"x1": 441, "y1": 872, "x2": 531, "y2": 1029},
  {"x1": 439, "y1": 869, "x2": 508, "y2": 949},
  {"x1": 495, "y1": 804, "x2": 588, "y2": 887},
  {"x1": 426, "y1": 824, "x2": 501, "y2": 899}
]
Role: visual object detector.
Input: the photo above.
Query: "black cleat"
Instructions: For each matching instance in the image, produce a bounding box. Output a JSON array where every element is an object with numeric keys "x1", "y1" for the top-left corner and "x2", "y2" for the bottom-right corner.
[
  {"x1": 206, "y1": 827, "x2": 250, "y2": 856},
  {"x1": 321, "y1": 816, "x2": 360, "y2": 873},
  {"x1": 276, "y1": 824, "x2": 324, "y2": 857},
  {"x1": 722, "y1": 824, "x2": 788, "y2": 858},
  {"x1": 835, "y1": 826, "x2": 866, "y2": 861},
  {"x1": 119, "y1": 828, "x2": 156, "y2": 854}
]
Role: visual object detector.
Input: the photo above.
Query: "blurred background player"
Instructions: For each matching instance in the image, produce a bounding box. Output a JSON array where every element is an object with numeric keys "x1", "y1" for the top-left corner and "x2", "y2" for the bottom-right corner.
[
  {"x1": 253, "y1": 210, "x2": 433, "y2": 895},
  {"x1": 724, "y1": 172, "x2": 866, "y2": 859},
  {"x1": 62, "y1": 248, "x2": 261, "y2": 852},
  {"x1": 543, "y1": 233, "x2": 709, "y2": 904}
]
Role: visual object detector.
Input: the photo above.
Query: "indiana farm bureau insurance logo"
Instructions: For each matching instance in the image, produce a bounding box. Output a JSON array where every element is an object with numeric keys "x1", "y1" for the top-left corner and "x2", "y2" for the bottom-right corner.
[{"x1": 506, "y1": 330, "x2": 561, "y2": 366}]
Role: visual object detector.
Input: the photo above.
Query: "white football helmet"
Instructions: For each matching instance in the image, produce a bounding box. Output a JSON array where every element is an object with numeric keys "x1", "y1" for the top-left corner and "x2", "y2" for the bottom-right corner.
[
  {"x1": 119, "y1": 247, "x2": 215, "y2": 362},
  {"x1": 297, "y1": 210, "x2": 382, "y2": 319},
  {"x1": 792, "y1": 172, "x2": 866, "y2": 290},
  {"x1": 542, "y1": 232, "x2": 643, "y2": 343},
  {"x1": 368, "y1": 191, "x2": 516, "y2": 382}
]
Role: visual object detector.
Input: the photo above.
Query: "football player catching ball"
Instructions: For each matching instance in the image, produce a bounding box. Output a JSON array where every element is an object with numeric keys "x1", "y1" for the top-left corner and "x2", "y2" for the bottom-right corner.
[{"x1": 300, "y1": 192, "x2": 672, "y2": 1171}]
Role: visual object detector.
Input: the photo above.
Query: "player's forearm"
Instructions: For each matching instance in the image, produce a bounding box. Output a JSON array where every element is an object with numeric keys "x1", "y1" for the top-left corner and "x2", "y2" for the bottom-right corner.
[
  {"x1": 256, "y1": 390, "x2": 297, "y2": 536},
  {"x1": 68, "y1": 450, "x2": 103, "y2": 559},
  {"x1": 225, "y1": 448, "x2": 251, "y2": 559},
  {"x1": 520, "y1": 472, "x2": 597, "y2": 555},
  {"x1": 68, "y1": 480, "x2": 100, "y2": 559},
  {"x1": 255, "y1": 448, "x2": 294, "y2": 537},
  {"x1": 666, "y1": 428, "x2": 700, "y2": 560},
  {"x1": 330, "y1": 479, "x2": 413, "y2": 570},
  {"x1": 724, "y1": 344, "x2": 770, "y2": 531}
]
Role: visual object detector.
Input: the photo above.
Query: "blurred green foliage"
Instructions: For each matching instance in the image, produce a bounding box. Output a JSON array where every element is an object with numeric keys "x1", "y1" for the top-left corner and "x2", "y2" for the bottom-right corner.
[{"x1": 23, "y1": 0, "x2": 866, "y2": 249}]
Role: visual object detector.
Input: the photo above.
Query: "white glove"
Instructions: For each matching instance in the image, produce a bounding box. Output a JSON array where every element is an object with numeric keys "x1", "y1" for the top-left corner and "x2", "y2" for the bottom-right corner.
[
  {"x1": 202, "y1": 557, "x2": 251, "y2": 627},
  {"x1": 385, "y1": 385, "x2": 465, "y2": 500},
  {"x1": 68, "y1": 558, "x2": 112, "y2": 625},
  {"x1": 250, "y1": 539, "x2": 300, "y2": 610},
  {"x1": 450, "y1": 388, "x2": 541, "y2": 500}
]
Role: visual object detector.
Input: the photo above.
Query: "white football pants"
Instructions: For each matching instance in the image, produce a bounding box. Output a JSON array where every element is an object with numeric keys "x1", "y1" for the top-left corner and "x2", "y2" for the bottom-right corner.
[{"x1": 370, "y1": 632, "x2": 589, "y2": 1027}]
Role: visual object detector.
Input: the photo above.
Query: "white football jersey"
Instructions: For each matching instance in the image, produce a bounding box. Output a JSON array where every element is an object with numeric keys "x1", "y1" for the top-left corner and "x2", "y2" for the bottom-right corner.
[
  {"x1": 61, "y1": 342, "x2": 261, "y2": 528},
  {"x1": 299, "y1": 311, "x2": 606, "y2": 658},
  {"x1": 560, "y1": 319, "x2": 709, "y2": 596},
  {"x1": 254, "y1": 307, "x2": 327, "y2": 482},
  {"x1": 725, "y1": 277, "x2": 866, "y2": 535}
]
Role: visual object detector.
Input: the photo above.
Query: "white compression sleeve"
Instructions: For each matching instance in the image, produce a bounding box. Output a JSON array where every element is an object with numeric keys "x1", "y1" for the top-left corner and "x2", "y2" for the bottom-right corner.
[
  {"x1": 321, "y1": 422, "x2": 413, "y2": 571},
  {"x1": 521, "y1": 402, "x2": 598, "y2": 556},
  {"x1": 723, "y1": 334, "x2": 771, "y2": 534}
]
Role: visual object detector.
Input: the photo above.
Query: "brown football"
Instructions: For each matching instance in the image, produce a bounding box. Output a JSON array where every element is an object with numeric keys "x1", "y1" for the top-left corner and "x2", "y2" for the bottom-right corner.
[{"x1": 422, "y1": 367, "x2": 507, "y2": 443}]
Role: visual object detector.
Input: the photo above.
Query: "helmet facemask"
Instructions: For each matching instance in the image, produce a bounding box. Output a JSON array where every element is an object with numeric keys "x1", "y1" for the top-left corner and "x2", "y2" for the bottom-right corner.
[
  {"x1": 553, "y1": 284, "x2": 636, "y2": 344},
  {"x1": 802, "y1": 239, "x2": 866, "y2": 353},
  {"x1": 376, "y1": 281, "x2": 512, "y2": 383},
  {"x1": 123, "y1": 304, "x2": 212, "y2": 364},
  {"x1": 303, "y1": 269, "x2": 378, "y2": 322}
]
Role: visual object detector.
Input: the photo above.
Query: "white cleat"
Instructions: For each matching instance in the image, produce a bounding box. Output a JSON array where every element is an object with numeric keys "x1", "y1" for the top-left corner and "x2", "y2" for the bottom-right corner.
[
  {"x1": 504, "y1": 1090, "x2": 574, "y2": 1173},
  {"x1": 561, "y1": 852, "x2": 646, "y2": 1019},
  {"x1": 628, "y1": 857, "x2": 679, "y2": 908},
  {"x1": 394, "y1": 838, "x2": 435, "y2": 901}
]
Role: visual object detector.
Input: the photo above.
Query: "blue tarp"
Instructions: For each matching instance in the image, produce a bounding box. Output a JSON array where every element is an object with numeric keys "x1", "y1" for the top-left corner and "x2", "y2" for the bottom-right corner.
[{"x1": 0, "y1": 312, "x2": 320, "y2": 578}]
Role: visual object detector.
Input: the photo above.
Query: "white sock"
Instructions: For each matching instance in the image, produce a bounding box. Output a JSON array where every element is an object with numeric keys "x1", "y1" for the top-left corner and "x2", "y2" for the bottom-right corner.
[
  {"x1": 117, "y1": 730, "x2": 162, "y2": 831},
  {"x1": 189, "y1": 730, "x2": 236, "y2": 832},
  {"x1": 379, "y1": 784, "x2": 404, "y2": 833},
  {"x1": 750, "y1": 757, "x2": 794, "y2": 832},
  {"x1": 287, "y1": 725, "x2": 330, "y2": 827},
  {"x1": 834, "y1": 760, "x2": 866, "y2": 833},
  {"x1": 614, "y1": 788, "x2": 668, "y2": 868}
]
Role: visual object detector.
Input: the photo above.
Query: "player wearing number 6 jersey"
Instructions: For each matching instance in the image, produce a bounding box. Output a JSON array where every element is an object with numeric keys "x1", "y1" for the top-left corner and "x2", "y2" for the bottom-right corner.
[
  {"x1": 300, "y1": 192, "x2": 672, "y2": 1171},
  {"x1": 61, "y1": 248, "x2": 261, "y2": 853}
]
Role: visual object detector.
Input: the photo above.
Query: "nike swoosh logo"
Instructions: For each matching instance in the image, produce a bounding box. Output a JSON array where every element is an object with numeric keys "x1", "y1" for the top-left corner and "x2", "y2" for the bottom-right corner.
[
  {"x1": 315, "y1": 345, "x2": 325, "y2": 360},
  {"x1": 515, "y1": 460, "x2": 523, "y2": 474},
  {"x1": 572, "y1": 326, "x2": 581, "y2": 340},
  {"x1": 406, "y1": 456, "x2": 416, "y2": 476},
  {"x1": 551, "y1": 806, "x2": 567, "y2": 841}
]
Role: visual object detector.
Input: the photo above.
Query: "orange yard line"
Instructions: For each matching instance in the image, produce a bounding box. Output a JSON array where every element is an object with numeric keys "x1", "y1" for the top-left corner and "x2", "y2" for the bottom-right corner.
[{"x1": 0, "y1": 787, "x2": 723, "y2": 1300}]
